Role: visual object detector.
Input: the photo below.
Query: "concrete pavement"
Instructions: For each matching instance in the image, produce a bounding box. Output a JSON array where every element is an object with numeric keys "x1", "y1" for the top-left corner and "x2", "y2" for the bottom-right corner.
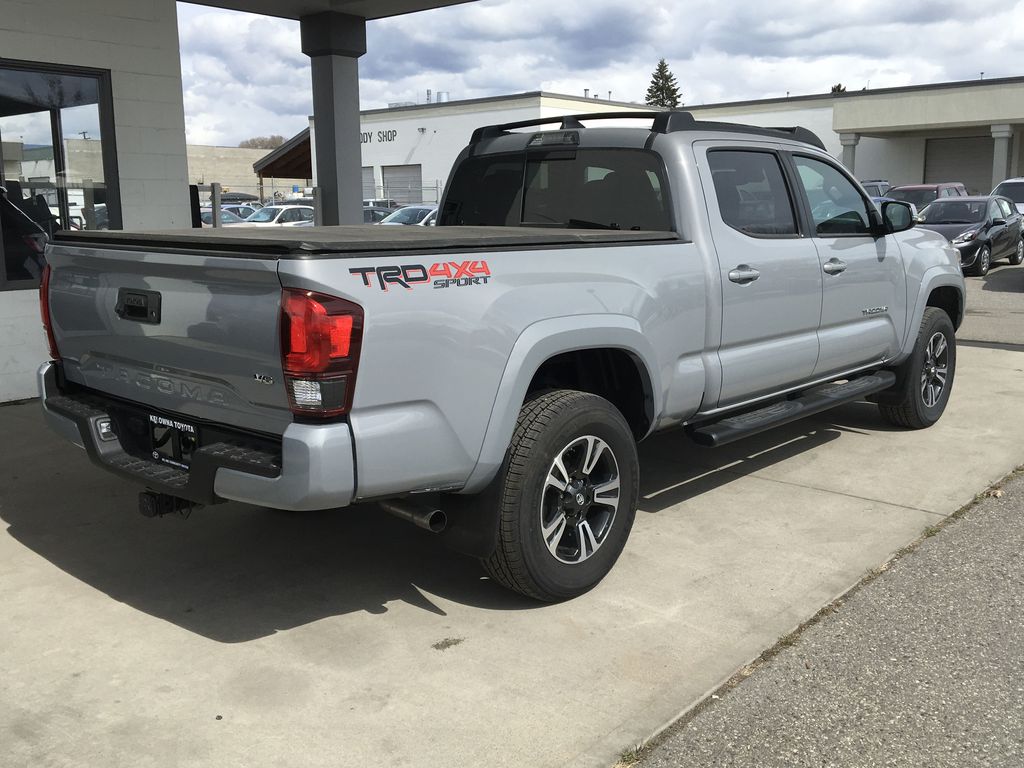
[{"x1": 1, "y1": 344, "x2": 1022, "y2": 768}]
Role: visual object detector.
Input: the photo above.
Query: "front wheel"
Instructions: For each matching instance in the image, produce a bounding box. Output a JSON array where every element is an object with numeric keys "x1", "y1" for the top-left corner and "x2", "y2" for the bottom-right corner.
[
  {"x1": 1009, "y1": 237, "x2": 1024, "y2": 266},
  {"x1": 482, "y1": 390, "x2": 639, "y2": 601},
  {"x1": 972, "y1": 244, "x2": 991, "y2": 276},
  {"x1": 878, "y1": 307, "x2": 956, "y2": 429}
]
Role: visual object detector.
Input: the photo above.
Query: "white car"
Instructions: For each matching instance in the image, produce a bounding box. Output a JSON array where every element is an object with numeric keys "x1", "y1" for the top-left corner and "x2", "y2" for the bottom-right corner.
[
  {"x1": 244, "y1": 205, "x2": 315, "y2": 227},
  {"x1": 378, "y1": 204, "x2": 437, "y2": 226},
  {"x1": 199, "y1": 208, "x2": 247, "y2": 227},
  {"x1": 991, "y1": 178, "x2": 1024, "y2": 215}
]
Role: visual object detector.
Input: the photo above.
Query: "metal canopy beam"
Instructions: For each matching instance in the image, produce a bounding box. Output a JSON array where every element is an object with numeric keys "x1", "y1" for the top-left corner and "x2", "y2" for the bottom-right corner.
[{"x1": 185, "y1": 0, "x2": 475, "y2": 21}]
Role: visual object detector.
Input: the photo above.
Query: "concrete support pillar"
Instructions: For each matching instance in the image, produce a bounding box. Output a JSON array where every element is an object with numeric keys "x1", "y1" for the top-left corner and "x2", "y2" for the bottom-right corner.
[
  {"x1": 839, "y1": 132, "x2": 860, "y2": 174},
  {"x1": 991, "y1": 124, "x2": 1014, "y2": 190},
  {"x1": 301, "y1": 12, "x2": 366, "y2": 226}
]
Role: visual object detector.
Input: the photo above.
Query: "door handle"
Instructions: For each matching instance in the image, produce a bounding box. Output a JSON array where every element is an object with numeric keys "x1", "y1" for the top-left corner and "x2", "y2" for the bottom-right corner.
[
  {"x1": 728, "y1": 265, "x2": 760, "y2": 284},
  {"x1": 823, "y1": 258, "x2": 847, "y2": 275}
]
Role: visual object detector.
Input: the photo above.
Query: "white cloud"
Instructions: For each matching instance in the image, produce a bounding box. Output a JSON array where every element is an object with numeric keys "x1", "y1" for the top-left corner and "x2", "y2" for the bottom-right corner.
[{"x1": 176, "y1": 0, "x2": 1024, "y2": 146}]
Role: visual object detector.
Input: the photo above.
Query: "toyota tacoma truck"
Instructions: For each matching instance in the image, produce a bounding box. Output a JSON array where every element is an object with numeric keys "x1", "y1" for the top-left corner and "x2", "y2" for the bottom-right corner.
[{"x1": 38, "y1": 111, "x2": 965, "y2": 601}]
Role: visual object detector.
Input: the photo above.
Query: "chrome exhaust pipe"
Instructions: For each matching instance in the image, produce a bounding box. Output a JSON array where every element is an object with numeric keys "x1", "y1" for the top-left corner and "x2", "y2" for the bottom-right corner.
[{"x1": 379, "y1": 499, "x2": 447, "y2": 533}]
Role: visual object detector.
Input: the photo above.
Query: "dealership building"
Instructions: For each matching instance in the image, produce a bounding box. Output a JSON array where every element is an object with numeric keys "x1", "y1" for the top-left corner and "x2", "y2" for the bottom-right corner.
[{"x1": 2, "y1": 0, "x2": 1024, "y2": 402}]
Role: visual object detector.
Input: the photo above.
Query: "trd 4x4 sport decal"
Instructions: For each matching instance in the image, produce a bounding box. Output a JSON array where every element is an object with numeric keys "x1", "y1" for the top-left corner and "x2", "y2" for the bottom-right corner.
[{"x1": 350, "y1": 260, "x2": 491, "y2": 291}]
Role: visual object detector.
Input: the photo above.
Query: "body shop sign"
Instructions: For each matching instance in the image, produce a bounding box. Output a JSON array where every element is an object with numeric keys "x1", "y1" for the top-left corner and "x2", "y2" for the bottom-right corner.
[{"x1": 361, "y1": 129, "x2": 398, "y2": 144}]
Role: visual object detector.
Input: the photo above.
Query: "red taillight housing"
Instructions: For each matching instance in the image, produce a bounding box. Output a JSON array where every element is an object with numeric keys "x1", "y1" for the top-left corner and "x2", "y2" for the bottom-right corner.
[
  {"x1": 39, "y1": 264, "x2": 60, "y2": 360},
  {"x1": 280, "y1": 289, "x2": 363, "y2": 418}
]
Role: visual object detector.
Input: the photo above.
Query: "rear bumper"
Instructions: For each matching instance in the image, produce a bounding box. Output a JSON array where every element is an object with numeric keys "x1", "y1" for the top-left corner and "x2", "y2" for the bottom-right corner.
[{"x1": 38, "y1": 362, "x2": 355, "y2": 511}]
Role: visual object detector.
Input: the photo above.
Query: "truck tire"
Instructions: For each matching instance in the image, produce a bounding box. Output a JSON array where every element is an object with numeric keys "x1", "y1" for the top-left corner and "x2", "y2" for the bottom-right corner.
[
  {"x1": 878, "y1": 307, "x2": 956, "y2": 429},
  {"x1": 482, "y1": 390, "x2": 639, "y2": 601}
]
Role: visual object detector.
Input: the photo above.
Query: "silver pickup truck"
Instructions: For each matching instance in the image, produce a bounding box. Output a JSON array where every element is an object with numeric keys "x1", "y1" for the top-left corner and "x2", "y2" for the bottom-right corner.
[{"x1": 38, "y1": 111, "x2": 965, "y2": 601}]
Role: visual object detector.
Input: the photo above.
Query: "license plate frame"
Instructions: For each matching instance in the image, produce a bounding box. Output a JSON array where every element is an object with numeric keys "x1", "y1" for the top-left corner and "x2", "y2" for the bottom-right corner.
[{"x1": 149, "y1": 414, "x2": 198, "y2": 470}]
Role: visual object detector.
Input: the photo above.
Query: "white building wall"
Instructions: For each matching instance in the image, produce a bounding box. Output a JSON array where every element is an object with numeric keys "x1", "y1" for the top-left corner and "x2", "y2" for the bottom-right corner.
[
  {"x1": 687, "y1": 102, "x2": 841, "y2": 159},
  {"x1": 358, "y1": 95, "x2": 654, "y2": 200},
  {"x1": 2, "y1": 0, "x2": 190, "y2": 401},
  {"x1": 854, "y1": 136, "x2": 927, "y2": 188}
]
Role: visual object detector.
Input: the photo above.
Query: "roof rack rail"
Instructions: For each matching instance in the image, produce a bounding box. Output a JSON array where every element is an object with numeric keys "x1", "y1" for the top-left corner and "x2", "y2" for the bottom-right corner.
[{"x1": 468, "y1": 110, "x2": 826, "y2": 150}]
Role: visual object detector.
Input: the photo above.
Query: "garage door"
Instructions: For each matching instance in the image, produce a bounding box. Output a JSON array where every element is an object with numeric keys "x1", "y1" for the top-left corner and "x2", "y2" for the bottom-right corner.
[
  {"x1": 361, "y1": 167, "x2": 376, "y2": 200},
  {"x1": 382, "y1": 164, "x2": 423, "y2": 205},
  {"x1": 924, "y1": 137, "x2": 994, "y2": 195}
]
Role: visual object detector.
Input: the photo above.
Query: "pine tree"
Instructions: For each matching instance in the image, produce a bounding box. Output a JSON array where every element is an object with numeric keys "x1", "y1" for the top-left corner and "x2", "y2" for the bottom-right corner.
[{"x1": 645, "y1": 59, "x2": 682, "y2": 108}]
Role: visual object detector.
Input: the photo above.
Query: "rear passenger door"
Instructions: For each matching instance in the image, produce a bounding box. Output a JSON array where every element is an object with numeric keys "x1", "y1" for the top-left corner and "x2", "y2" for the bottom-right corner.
[
  {"x1": 701, "y1": 147, "x2": 822, "y2": 406},
  {"x1": 788, "y1": 154, "x2": 907, "y2": 378}
]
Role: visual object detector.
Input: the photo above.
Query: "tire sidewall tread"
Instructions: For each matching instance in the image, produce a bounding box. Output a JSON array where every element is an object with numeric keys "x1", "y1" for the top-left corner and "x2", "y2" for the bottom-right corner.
[{"x1": 483, "y1": 390, "x2": 639, "y2": 602}]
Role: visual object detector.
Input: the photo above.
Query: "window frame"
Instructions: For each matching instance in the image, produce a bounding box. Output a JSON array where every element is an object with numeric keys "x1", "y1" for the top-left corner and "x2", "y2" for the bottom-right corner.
[
  {"x1": 786, "y1": 152, "x2": 882, "y2": 239},
  {"x1": 706, "y1": 147, "x2": 803, "y2": 240},
  {"x1": 0, "y1": 57, "x2": 122, "y2": 292}
]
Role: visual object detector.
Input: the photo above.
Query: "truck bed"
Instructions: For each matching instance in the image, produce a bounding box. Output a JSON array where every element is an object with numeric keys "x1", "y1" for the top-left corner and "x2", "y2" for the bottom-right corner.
[{"x1": 53, "y1": 224, "x2": 680, "y2": 257}]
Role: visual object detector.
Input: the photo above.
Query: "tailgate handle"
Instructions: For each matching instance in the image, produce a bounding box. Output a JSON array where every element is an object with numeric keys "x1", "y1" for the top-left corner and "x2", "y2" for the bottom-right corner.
[{"x1": 115, "y1": 288, "x2": 162, "y2": 324}]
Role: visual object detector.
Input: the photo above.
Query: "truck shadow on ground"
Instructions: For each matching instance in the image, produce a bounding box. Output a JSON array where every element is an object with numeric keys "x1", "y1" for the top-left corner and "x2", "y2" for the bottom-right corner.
[
  {"x1": 2, "y1": 400, "x2": 888, "y2": 643},
  {"x1": 980, "y1": 263, "x2": 1024, "y2": 293}
]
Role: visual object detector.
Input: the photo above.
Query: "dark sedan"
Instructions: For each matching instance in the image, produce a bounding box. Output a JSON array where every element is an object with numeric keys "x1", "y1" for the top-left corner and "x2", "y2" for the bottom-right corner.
[{"x1": 916, "y1": 196, "x2": 1023, "y2": 276}]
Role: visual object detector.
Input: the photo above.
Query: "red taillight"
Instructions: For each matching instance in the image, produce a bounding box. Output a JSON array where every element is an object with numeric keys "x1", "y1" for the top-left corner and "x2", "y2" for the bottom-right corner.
[
  {"x1": 39, "y1": 264, "x2": 60, "y2": 360},
  {"x1": 280, "y1": 289, "x2": 363, "y2": 418}
]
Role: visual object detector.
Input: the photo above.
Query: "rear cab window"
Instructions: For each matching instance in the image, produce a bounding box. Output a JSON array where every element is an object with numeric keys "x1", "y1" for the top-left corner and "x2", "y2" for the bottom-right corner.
[{"x1": 440, "y1": 149, "x2": 673, "y2": 231}]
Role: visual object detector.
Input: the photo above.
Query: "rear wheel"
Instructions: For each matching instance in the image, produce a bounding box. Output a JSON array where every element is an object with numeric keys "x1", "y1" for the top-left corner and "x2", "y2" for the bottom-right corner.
[
  {"x1": 482, "y1": 390, "x2": 639, "y2": 602},
  {"x1": 878, "y1": 307, "x2": 956, "y2": 429},
  {"x1": 1009, "y1": 237, "x2": 1024, "y2": 266}
]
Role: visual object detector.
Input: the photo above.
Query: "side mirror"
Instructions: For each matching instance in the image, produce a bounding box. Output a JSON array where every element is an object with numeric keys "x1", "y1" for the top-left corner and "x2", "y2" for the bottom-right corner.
[
  {"x1": 882, "y1": 201, "x2": 915, "y2": 233},
  {"x1": 992, "y1": 217, "x2": 1006, "y2": 226}
]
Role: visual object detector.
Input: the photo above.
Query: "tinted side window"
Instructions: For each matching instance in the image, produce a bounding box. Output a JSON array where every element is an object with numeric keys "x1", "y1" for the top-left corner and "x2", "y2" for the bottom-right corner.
[
  {"x1": 988, "y1": 201, "x2": 1002, "y2": 221},
  {"x1": 793, "y1": 156, "x2": 873, "y2": 235},
  {"x1": 707, "y1": 150, "x2": 797, "y2": 236},
  {"x1": 997, "y1": 198, "x2": 1013, "y2": 218}
]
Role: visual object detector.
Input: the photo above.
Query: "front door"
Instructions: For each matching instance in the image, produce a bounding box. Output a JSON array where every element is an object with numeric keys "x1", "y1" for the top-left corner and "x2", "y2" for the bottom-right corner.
[
  {"x1": 700, "y1": 146, "x2": 823, "y2": 407},
  {"x1": 789, "y1": 154, "x2": 907, "y2": 377}
]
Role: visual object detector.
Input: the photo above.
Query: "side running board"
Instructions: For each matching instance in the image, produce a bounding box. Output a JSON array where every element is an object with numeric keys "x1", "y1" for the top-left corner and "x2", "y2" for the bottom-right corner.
[{"x1": 688, "y1": 371, "x2": 896, "y2": 447}]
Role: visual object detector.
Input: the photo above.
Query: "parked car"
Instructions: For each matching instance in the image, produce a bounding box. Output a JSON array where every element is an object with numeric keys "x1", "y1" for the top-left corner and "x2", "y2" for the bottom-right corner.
[
  {"x1": 915, "y1": 195, "x2": 1023, "y2": 275},
  {"x1": 199, "y1": 208, "x2": 247, "y2": 227},
  {"x1": 364, "y1": 198, "x2": 399, "y2": 209},
  {"x1": 244, "y1": 205, "x2": 315, "y2": 227},
  {"x1": 0, "y1": 186, "x2": 48, "y2": 281},
  {"x1": 887, "y1": 183, "x2": 968, "y2": 209},
  {"x1": 990, "y1": 178, "x2": 1024, "y2": 214},
  {"x1": 860, "y1": 179, "x2": 890, "y2": 197},
  {"x1": 378, "y1": 204, "x2": 437, "y2": 225},
  {"x1": 871, "y1": 196, "x2": 917, "y2": 217},
  {"x1": 363, "y1": 206, "x2": 394, "y2": 223},
  {"x1": 222, "y1": 204, "x2": 260, "y2": 219},
  {"x1": 38, "y1": 111, "x2": 964, "y2": 601}
]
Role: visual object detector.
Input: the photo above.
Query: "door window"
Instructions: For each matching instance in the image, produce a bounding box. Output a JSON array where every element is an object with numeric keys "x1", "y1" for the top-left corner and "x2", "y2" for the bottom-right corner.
[
  {"x1": 996, "y1": 198, "x2": 1014, "y2": 219},
  {"x1": 708, "y1": 150, "x2": 797, "y2": 236},
  {"x1": 793, "y1": 156, "x2": 873, "y2": 236}
]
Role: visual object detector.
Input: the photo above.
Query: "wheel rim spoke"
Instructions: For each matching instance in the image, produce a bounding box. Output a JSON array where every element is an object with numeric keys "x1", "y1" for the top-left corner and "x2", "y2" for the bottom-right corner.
[
  {"x1": 581, "y1": 437, "x2": 607, "y2": 476},
  {"x1": 542, "y1": 514, "x2": 568, "y2": 556},
  {"x1": 592, "y1": 477, "x2": 620, "y2": 508},
  {"x1": 545, "y1": 455, "x2": 570, "y2": 492},
  {"x1": 577, "y1": 520, "x2": 599, "y2": 561}
]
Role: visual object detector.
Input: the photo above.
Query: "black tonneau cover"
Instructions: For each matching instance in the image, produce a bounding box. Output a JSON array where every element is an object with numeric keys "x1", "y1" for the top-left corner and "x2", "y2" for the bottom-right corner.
[{"x1": 53, "y1": 224, "x2": 681, "y2": 258}]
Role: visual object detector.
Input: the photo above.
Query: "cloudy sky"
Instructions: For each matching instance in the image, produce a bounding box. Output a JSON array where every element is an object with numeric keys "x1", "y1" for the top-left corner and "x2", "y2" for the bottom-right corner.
[{"x1": 176, "y1": 0, "x2": 1024, "y2": 146}]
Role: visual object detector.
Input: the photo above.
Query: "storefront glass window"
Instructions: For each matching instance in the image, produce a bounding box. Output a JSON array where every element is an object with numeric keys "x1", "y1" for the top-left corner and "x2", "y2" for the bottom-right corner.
[{"x1": 0, "y1": 60, "x2": 119, "y2": 290}]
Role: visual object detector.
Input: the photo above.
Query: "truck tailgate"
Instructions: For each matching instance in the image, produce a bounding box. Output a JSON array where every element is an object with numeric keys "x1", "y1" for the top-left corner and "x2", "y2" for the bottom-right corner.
[{"x1": 47, "y1": 245, "x2": 291, "y2": 435}]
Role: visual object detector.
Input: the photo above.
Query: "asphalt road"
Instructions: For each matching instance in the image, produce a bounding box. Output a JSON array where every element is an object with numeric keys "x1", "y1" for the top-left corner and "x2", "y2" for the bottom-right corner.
[
  {"x1": 957, "y1": 261, "x2": 1024, "y2": 348},
  {"x1": 636, "y1": 470, "x2": 1024, "y2": 768},
  {"x1": 634, "y1": 261, "x2": 1024, "y2": 767}
]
